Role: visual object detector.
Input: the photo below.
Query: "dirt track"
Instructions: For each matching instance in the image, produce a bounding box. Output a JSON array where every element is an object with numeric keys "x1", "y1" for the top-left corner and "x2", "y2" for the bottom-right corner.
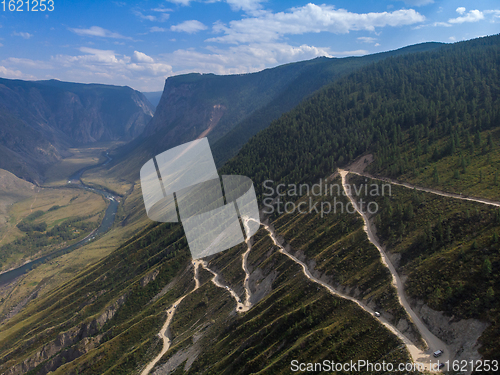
[
  {"x1": 339, "y1": 169, "x2": 450, "y2": 370},
  {"x1": 140, "y1": 255, "x2": 252, "y2": 374}
]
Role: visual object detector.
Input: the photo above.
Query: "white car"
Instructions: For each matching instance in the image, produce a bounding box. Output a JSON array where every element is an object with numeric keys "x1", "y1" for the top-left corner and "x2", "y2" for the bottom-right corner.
[
  {"x1": 433, "y1": 350, "x2": 444, "y2": 358},
  {"x1": 374, "y1": 311, "x2": 381, "y2": 317}
]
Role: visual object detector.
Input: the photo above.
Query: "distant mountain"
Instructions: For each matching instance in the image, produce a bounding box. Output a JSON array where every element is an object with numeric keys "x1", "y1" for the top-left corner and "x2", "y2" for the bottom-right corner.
[
  {"x1": 141, "y1": 91, "x2": 163, "y2": 108},
  {"x1": 107, "y1": 42, "x2": 444, "y2": 182},
  {"x1": 0, "y1": 78, "x2": 154, "y2": 183}
]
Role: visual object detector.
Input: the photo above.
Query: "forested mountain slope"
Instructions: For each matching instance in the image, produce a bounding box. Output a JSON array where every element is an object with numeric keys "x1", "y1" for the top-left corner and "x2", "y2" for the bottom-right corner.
[
  {"x1": 212, "y1": 42, "x2": 444, "y2": 166},
  {"x1": 221, "y1": 34, "x2": 500, "y2": 201},
  {"x1": 220, "y1": 33, "x2": 500, "y2": 363},
  {"x1": 103, "y1": 42, "x2": 443, "y2": 184}
]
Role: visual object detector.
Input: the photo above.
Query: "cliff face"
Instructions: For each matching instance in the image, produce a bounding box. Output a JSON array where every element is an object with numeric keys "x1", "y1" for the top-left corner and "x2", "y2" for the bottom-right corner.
[
  {"x1": 0, "y1": 78, "x2": 154, "y2": 182},
  {"x1": 108, "y1": 42, "x2": 447, "y2": 184},
  {"x1": 143, "y1": 77, "x2": 227, "y2": 151},
  {"x1": 143, "y1": 66, "x2": 317, "y2": 147},
  {"x1": 108, "y1": 67, "x2": 320, "y2": 182}
]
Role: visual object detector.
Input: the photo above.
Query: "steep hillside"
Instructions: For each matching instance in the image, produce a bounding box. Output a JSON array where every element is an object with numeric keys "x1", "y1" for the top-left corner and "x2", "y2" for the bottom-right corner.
[
  {"x1": 219, "y1": 33, "x2": 500, "y2": 364},
  {"x1": 347, "y1": 172, "x2": 500, "y2": 360},
  {"x1": 104, "y1": 42, "x2": 443, "y2": 183},
  {"x1": 0, "y1": 209, "x2": 413, "y2": 374},
  {"x1": 0, "y1": 78, "x2": 154, "y2": 182},
  {"x1": 221, "y1": 35, "x2": 500, "y2": 201}
]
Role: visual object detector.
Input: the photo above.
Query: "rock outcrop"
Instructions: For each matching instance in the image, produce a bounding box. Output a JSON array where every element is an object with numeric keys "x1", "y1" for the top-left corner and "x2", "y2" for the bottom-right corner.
[{"x1": 5, "y1": 294, "x2": 127, "y2": 375}]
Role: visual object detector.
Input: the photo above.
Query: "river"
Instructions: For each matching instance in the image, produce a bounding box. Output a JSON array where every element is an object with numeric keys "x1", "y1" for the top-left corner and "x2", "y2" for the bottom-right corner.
[{"x1": 0, "y1": 152, "x2": 119, "y2": 286}]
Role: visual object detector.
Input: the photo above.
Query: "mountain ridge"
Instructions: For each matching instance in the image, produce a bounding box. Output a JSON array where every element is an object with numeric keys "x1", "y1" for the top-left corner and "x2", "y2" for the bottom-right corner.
[
  {"x1": 0, "y1": 78, "x2": 154, "y2": 183},
  {"x1": 101, "y1": 41, "x2": 444, "y2": 185}
]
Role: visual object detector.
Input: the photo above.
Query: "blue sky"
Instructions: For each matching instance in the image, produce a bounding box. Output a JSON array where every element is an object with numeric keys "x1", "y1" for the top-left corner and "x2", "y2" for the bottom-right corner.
[{"x1": 1, "y1": 0, "x2": 499, "y2": 91}]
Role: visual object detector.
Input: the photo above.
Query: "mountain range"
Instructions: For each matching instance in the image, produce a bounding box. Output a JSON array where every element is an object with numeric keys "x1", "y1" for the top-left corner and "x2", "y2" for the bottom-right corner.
[
  {"x1": 106, "y1": 42, "x2": 444, "y2": 184},
  {"x1": 0, "y1": 78, "x2": 154, "y2": 183}
]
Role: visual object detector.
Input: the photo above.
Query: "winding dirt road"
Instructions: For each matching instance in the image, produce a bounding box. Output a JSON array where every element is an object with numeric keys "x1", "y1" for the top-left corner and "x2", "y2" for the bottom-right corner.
[
  {"x1": 347, "y1": 170, "x2": 500, "y2": 208},
  {"x1": 140, "y1": 262, "x2": 202, "y2": 375},
  {"x1": 241, "y1": 219, "x2": 254, "y2": 310},
  {"x1": 199, "y1": 260, "x2": 250, "y2": 312},
  {"x1": 141, "y1": 254, "x2": 253, "y2": 374},
  {"x1": 338, "y1": 169, "x2": 449, "y2": 369},
  {"x1": 253, "y1": 219, "x2": 446, "y2": 371},
  {"x1": 142, "y1": 169, "x2": 467, "y2": 373}
]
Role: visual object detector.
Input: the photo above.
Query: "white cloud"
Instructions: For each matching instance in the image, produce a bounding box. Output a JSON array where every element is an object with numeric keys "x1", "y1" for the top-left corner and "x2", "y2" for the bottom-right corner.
[
  {"x1": 449, "y1": 36, "x2": 456, "y2": 41},
  {"x1": 357, "y1": 36, "x2": 377, "y2": 43},
  {"x1": 150, "y1": 26, "x2": 168, "y2": 33},
  {"x1": 133, "y1": 9, "x2": 170, "y2": 22},
  {"x1": 135, "y1": 12, "x2": 156, "y2": 21},
  {"x1": 77, "y1": 47, "x2": 121, "y2": 63},
  {"x1": 3, "y1": 57, "x2": 53, "y2": 69},
  {"x1": 226, "y1": 0, "x2": 265, "y2": 14},
  {"x1": 12, "y1": 32, "x2": 33, "y2": 39},
  {"x1": 208, "y1": 4, "x2": 425, "y2": 44},
  {"x1": 152, "y1": 7, "x2": 173, "y2": 12},
  {"x1": 168, "y1": 0, "x2": 266, "y2": 14},
  {"x1": 485, "y1": 9, "x2": 500, "y2": 19},
  {"x1": 434, "y1": 21, "x2": 452, "y2": 27},
  {"x1": 132, "y1": 51, "x2": 155, "y2": 63},
  {"x1": 0, "y1": 65, "x2": 35, "y2": 79},
  {"x1": 166, "y1": 42, "x2": 332, "y2": 74},
  {"x1": 456, "y1": 7, "x2": 466, "y2": 15},
  {"x1": 47, "y1": 48, "x2": 172, "y2": 90},
  {"x1": 448, "y1": 9, "x2": 484, "y2": 24},
  {"x1": 171, "y1": 20, "x2": 208, "y2": 34},
  {"x1": 69, "y1": 26, "x2": 131, "y2": 39},
  {"x1": 159, "y1": 13, "x2": 170, "y2": 21}
]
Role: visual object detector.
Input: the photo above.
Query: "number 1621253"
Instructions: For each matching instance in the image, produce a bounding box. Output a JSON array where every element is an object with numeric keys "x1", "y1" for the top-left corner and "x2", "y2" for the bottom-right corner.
[{"x1": 2, "y1": 0, "x2": 54, "y2": 12}]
